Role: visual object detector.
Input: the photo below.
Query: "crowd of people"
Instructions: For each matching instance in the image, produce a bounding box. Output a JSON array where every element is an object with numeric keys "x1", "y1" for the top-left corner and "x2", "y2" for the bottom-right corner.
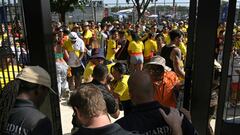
[
  {"x1": 50, "y1": 20, "x2": 188, "y2": 101},
  {"x1": 0, "y1": 19, "x2": 198, "y2": 135},
  {"x1": 1, "y1": 17, "x2": 240, "y2": 135}
]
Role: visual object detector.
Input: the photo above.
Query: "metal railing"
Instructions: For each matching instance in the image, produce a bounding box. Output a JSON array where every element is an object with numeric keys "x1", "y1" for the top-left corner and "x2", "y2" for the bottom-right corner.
[{"x1": 0, "y1": 0, "x2": 29, "y2": 90}]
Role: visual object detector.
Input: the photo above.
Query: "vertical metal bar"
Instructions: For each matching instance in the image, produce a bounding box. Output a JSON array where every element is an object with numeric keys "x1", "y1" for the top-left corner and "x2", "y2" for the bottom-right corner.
[
  {"x1": 21, "y1": 0, "x2": 62, "y2": 134},
  {"x1": 7, "y1": 0, "x2": 20, "y2": 72},
  {"x1": 183, "y1": 0, "x2": 197, "y2": 110},
  {"x1": 215, "y1": 0, "x2": 237, "y2": 134},
  {"x1": 1, "y1": 0, "x2": 6, "y2": 46},
  {"x1": 13, "y1": 0, "x2": 25, "y2": 68},
  {"x1": 225, "y1": 59, "x2": 234, "y2": 121},
  {"x1": 190, "y1": 0, "x2": 220, "y2": 134},
  {"x1": 0, "y1": 22, "x2": 4, "y2": 46},
  {"x1": 0, "y1": 59, "x2": 7, "y2": 86},
  {"x1": 2, "y1": 3, "x2": 11, "y2": 49},
  {"x1": 18, "y1": 0, "x2": 30, "y2": 64},
  {"x1": 6, "y1": 0, "x2": 18, "y2": 78}
]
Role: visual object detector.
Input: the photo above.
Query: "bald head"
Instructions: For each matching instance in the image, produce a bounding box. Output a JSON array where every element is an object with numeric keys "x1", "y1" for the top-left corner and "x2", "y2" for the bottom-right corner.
[{"x1": 128, "y1": 71, "x2": 154, "y2": 104}]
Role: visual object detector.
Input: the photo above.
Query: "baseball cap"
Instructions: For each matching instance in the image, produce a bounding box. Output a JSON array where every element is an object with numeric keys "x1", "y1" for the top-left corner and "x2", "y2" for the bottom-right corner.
[
  {"x1": 84, "y1": 22, "x2": 89, "y2": 26},
  {"x1": 146, "y1": 56, "x2": 171, "y2": 71},
  {"x1": 69, "y1": 32, "x2": 77, "y2": 42},
  {"x1": 16, "y1": 66, "x2": 57, "y2": 95}
]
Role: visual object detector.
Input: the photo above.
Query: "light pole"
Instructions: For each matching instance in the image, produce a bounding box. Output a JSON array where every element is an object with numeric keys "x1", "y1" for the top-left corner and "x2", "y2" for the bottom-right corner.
[
  {"x1": 94, "y1": 2, "x2": 97, "y2": 22},
  {"x1": 91, "y1": 0, "x2": 94, "y2": 21},
  {"x1": 154, "y1": 0, "x2": 157, "y2": 15},
  {"x1": 116, "y1": 0, "x2": 119, "y2": 10},
  {"x1": 173, "y1": 0, "x2": 176, "y2": 19},
  {"x1": 163, "y1": 0, "x2": 166, "y2": 14}
]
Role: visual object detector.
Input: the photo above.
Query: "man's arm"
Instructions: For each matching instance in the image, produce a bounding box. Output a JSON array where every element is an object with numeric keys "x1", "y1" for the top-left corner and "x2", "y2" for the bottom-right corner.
[
  {"x1": 112, "y1": 41, "x2": 121, "y2": 53},
  {"x1": 171, "y1": 48, "x2": 185, "y2": 78},
  {"x1": 78, "y1": 39, "x2": 86, "y2": 61}
]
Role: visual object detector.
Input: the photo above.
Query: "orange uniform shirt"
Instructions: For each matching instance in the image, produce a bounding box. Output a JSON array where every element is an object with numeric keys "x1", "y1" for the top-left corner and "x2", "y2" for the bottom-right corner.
[{"x1": 153, "y1": 71, "x2": 179, "y2": 108}]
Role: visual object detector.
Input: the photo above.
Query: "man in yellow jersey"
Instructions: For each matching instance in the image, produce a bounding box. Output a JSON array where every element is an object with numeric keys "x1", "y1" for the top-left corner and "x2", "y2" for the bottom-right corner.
[
  {"x1": 144, "y1": 33, "x2": 158, "y2": 63},
  {"x1": 106, "y1": 30, "x2": 121, "y2": 62},
  {"x1": 178, "y1": 21, "x2": 187, "y2": 33},
  {"x1": 83, "y1": 22, "x2": 92, "y2": 49},
  {"x1": 83, "y1": 48, "x2": 105, "y2": 83},
  {"x1": 162, "y1": 26, "x2": 171, "y2": 45},
  {"x1": 64, "y1": 32, "x2": 85, "y2": 90}
]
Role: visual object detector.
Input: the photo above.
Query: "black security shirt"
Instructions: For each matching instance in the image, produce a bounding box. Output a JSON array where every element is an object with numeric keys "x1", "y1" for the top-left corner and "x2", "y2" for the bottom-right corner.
[
  {"x1": 73, "y1": 123, "x2": 137, "y2": 135},
  {"x1": 116, "y1": 101, "x2": 197, "y2": 135},
  {"x1": 91, "y1": 79, "x2": 118, "y2": 114},
  {"x1": 3, "y1": 99, "x2": 52, "y2": 135}
]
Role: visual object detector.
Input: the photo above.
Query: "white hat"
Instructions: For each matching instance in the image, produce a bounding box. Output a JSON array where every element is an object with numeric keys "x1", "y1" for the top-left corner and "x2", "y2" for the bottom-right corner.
[
  {"x1": 69, "y1": 32, "x2": 78, "y2": 41},
  {"x1": 84, "y1": 22, "x2": 89, "y2": 26},
  {"x1": 16, "y1": 66, "x2": 56, "y2": 94},
  {"x1": 146, "y1": 56, "x2": 171, "y2": 71}
]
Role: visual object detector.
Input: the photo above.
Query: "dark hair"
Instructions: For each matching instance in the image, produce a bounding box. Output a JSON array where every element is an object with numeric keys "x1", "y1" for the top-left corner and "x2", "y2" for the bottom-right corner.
[
  {"x1": 63, "y1": 28, "x2": 70, "y2": 35},
  {"x1": 92, "y1": 64, "x2": 108, "y2": 81},
  {"x1": 148, "y1": 33, "x2": 154, "y2": 39},
  {"x1": 155, "y1": 33, "x2": 163, "y2": 40},
  {"x1": 101, "y1": 24, "x2": 106, "y2": 29},
  {"x1": 131, "y1": 32, "x2": 140, "y2": 41},
  {"x1": 118, "y1": 31, "x2": 125, "y2": 36},
  {"x1": 169, "y1": 30, "x2": 182, "y2": 41},
  {"x1": 112, "y1": 63, "x2": 127, "y2": 74},
  {"x1": 110, "y1": 29, "x2": 118, "y2": 36}
]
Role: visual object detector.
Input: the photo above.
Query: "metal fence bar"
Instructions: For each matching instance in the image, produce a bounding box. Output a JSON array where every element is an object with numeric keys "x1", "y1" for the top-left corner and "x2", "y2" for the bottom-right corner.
[
  {"x1": 215, "y1": 0, "x2": 237, "y2": 134},
  {"x1": 190, "y1": 0, "x2": 220, "y2": 134},
  {"x1": 183, "y1": 0, "x2": 197, "y2": 110},
  {"x1": 7, "y1": 0, "x2": 20, "y2": 73},
  {"x1": 21, "y1": 0, "x2": 62, "y2": 134}
]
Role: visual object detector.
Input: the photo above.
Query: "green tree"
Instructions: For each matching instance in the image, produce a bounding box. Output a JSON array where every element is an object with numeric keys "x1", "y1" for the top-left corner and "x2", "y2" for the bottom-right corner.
[
  {"x1": 126, "y1": 0, "x2": 154, "y2": 22},
  {"x1": 50, "y1": 0, "x2": 87, "y2": 23}
]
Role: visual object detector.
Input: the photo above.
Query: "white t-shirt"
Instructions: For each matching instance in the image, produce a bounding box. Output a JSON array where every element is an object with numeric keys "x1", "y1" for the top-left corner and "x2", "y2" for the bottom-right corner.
[{"x1": 68, "y1": 35, "x2": 85, "y2": 68}]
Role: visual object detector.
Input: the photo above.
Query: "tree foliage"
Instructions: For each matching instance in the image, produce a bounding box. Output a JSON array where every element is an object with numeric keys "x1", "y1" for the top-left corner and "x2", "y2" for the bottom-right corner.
[
  {"x1": 101, "y1": 16, "x2": 115, "y2": 25},
  {"x1": 50, "y1": 0, "x2": 88, "y2": 23},
  {"x1": 126, "y1": 0, "x2": 155, "y2": 22}
]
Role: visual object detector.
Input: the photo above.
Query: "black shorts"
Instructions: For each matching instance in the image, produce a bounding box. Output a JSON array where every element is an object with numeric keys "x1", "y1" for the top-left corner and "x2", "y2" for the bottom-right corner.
[{"x1": 71, "y1": 66, "x2": 84, "y2": 77}]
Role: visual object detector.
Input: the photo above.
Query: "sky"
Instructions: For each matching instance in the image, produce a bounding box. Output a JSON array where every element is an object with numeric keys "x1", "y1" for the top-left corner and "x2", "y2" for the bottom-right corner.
[
  {"x1": 104, "y1": 0, "x2": 189, "y2": 4},
  {"x1": 104, "y1": 0, "x2": 190, "y2": 7}
]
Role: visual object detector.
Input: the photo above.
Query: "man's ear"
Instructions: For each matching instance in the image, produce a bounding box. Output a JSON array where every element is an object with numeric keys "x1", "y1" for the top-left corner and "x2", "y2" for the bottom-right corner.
[
  {"x1": 34, "y1": 88, "x2": 39, "y2": 96},
  {"x1": 34, "y1": 85, "x2": 42, "y2": 96},
  {"x1": 74, "y1": 107, "x2": 81, "y2": 120}
]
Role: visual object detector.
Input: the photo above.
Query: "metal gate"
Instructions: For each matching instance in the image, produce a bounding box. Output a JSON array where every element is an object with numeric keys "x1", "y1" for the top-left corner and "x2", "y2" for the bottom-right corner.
[
  {"x1": 0, "y1": 0, "x2": 29, "y2": 89},
  {"x1": 0, "y1": 0, "x2": 62, "y2": 134},
  {"x1": 1, "y1": 0, "x2": 240, "y2": 135},
  {"x1": 185, "y1": 0, "x2": 240, "y2": 134}
]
